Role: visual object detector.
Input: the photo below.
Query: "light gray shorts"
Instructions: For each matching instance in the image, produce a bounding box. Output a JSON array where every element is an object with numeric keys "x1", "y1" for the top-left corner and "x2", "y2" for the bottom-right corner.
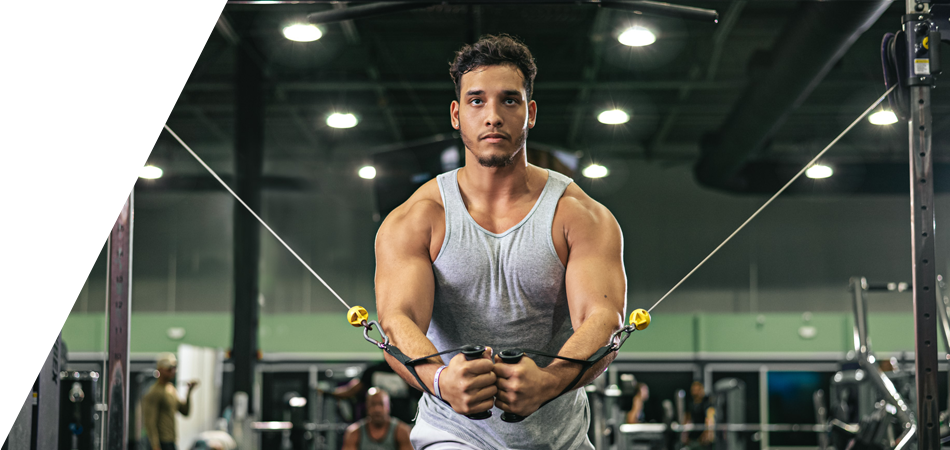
[{"x1": 409, "y1": 417, "x2": 481, "y2": 450}]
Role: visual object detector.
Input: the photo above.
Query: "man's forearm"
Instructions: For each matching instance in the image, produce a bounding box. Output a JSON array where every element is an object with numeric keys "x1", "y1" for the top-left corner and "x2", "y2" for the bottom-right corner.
[
  {"x1": 380, "y1": 314, "x2": 445, "y2": 393},
  {"x1": 180, "y1": 393, "x2": 191, "y2": 416},
  {"x1": 545, "y1": 307, "x2": 622, "y2": 395}
]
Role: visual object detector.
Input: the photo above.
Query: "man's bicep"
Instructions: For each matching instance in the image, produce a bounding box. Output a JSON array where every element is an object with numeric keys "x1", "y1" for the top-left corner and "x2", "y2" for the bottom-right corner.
[
  {"x1": 374, "y1": 210, "x2": 437, "y2": 329},
  {"x1": 564, "y1": 204, "x2": 626, "y2": 324}
]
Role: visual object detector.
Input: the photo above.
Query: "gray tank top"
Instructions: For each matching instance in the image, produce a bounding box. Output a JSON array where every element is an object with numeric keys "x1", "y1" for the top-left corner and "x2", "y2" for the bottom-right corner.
[
  {"x1": 417, "y1": 168, "x2": 594, "y2": 450},
  {"x1": 358, "y1": 418, "x2": 398, "y2": 450}
]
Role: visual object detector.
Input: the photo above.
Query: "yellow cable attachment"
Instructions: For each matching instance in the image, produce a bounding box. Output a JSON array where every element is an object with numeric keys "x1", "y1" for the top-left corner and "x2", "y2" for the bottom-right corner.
[
  {"x1": 630, "y1": 309, "x2": 651, "y2": 331},
  {"x1": 347, "y1": 306, "x2": 369, "y2": 327}
]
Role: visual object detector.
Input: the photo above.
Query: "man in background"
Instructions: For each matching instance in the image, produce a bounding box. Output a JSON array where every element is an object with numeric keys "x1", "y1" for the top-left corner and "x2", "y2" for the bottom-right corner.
[
  {"x1": 684, "y1": 381, "x2": 715, "y2": 449},
  {"x1": 323, "y1": 360, "x2": 420, "y2": 424},
  {"x1": 342, "y1": 388, "x2": 412, "y2": 450},
  {"x1": 142, "y1": 352, "x2": 199, "y2": 450},
  {"x1": 625, "y1": 382, "x2": 650, "y2": 424}
]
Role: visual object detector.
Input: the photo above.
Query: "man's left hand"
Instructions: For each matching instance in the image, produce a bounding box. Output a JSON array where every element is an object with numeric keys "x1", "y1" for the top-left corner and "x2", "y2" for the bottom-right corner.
[
  {"x1": 187, "y1": 380, "x2": 199, "y2": 392},
  {"x1": 492, "y1": 355, "x2": 562, "y2": 417}
]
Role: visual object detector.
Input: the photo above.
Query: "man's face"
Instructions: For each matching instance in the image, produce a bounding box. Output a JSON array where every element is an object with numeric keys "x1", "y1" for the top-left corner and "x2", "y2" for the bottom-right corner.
[
  {"x1": 158, "y1": 365, "x2": 177, "y2": 381},
  {"x1": 366, "y1": 391, "x2": 390, "y2": 425},
  {"x1": 451, "y1": 64, "x2": 537, "y2": 168},
  {"x1": 691, "y1": 382, "x2": 704, "y2": 399}
]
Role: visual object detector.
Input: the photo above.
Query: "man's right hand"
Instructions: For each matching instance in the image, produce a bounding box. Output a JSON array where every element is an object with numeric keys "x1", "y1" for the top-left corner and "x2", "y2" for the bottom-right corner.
[{"x1": 438, "y1": 347, "x2": 497, "y2": 415}]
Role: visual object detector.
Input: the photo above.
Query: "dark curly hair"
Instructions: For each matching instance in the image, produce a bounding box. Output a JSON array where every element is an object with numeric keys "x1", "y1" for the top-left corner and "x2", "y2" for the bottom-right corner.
[{"x1": 449, "y1": 34, "x2": 538, "y2": 101}]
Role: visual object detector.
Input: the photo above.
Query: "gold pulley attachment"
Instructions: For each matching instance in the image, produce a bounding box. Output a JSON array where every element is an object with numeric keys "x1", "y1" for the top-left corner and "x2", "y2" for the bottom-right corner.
[
  {"x1": 630, "y1": 308, "x2": 651, "y2": 331},
  {"x1": 347, "y1": 305, "x2": 369, "y2": 327}
]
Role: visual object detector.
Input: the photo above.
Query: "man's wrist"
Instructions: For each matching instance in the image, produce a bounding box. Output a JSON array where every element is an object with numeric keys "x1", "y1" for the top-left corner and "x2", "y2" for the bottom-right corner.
[
  {"x1": 541, "y1": 362, "x2": 583, "y2": 398},
  {"x1": 433, "y1": 365, "x2": 448, "y2": 399}
]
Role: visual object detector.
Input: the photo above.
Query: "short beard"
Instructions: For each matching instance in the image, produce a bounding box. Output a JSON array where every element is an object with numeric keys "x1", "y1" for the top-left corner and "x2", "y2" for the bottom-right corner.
[
  {"x1": 460, "y1": 126, "x2": 529, "y2": 168},
  {"x1": 477, "y1": 152, "x2": 518, "y2": 168}
]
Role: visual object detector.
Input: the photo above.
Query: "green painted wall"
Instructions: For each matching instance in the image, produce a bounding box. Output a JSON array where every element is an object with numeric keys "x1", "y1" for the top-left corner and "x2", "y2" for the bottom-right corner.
[{"x1": 60, "y1": 312, "x2": 931, "y2": 355}]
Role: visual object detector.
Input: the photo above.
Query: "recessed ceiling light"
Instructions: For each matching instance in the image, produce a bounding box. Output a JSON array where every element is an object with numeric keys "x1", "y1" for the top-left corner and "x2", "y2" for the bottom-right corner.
[
  {"x1": 327, "y1": 113, "x2": 358, "y2": 129},
  {"x1": 619, "y1": 26, "x2": 656, "y2": 47},
  {"x1": 358, "y1": 165, "x2": 376, "y2": 179},
  {"x1": 282, "y1": 24, "x2": 322, "y2": 42},
  {"x1": 140, "y1": 165, "x2": 163, "y2": 179},
  {"x1": 582, "y1": 164, "x2": 609, "y2": 178},
  {"x1": 868, "y1": 110, "x2": 898, "y2": 125},
  {"x1": 597, "y1": 109, "x2": 630, "y2": 125},
  {"x1": 805, "y1": 164, "x2": 833, "y2": 179}
]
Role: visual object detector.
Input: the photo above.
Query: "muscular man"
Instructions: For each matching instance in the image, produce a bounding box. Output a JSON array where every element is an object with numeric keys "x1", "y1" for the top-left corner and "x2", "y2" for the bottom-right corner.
[
  {"x1": 341, "y1": 388, "x2": 412, "y2": 450},
  {"x1": 375, "y1": 34, "x2": 626, "y2": 449}
]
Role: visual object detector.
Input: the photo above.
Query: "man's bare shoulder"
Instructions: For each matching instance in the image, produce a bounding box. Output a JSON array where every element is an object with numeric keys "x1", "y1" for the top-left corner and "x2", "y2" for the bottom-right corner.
[
  {"x1": 377, "y1": 179, "x2": 443, "y2": 241},
  {"x1": 343, "y1": 422, "x2": 361, "y2": 435},
  {"x1": 556, "y1": 181, "x2": 617, "y2": 228}
]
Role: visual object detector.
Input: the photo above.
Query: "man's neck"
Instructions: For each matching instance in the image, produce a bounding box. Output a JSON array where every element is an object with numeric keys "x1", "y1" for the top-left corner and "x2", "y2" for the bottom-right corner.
[
  {"x1": 457, "y1": 149, "x2": 539, "y2": 204},
  {"x1": 367, "y1": 418, "x2": 390, "y2": 432}
]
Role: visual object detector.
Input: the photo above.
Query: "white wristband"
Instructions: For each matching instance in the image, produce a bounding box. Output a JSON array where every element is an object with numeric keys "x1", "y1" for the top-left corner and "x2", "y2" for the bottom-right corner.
[{"x1": 433, "y1": 365, "x2": 448, "y2": 399}]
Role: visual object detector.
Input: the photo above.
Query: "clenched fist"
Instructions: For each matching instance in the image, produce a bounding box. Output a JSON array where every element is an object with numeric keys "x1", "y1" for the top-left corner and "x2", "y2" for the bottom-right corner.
[
  {"x1": 493, "y1": 354, "x2": 561, "y2": 418},
  {"x1": 439, "y1": 347, "x2": 497, "y2": 415}
]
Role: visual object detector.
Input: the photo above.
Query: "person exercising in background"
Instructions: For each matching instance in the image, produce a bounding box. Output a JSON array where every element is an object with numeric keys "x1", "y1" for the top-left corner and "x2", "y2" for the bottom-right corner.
[
  {"x1": 626, "y1": 382, "x2": 650, "y2": 424},
  {"x1": 141, "y1": 353, "x2": 199, "y2": 450},
  {"x1": 341, "y1": 388, "x2": 412, "y2": 450},
  {"x1": 322, "y1": 360, "x2": 420, "y2": 423},
  {"x1": 684, "y1": 381, "x2": 716, "y2": 449},
  {"x1": 375, "y1": 34, "x2": 627, "y2": 449}
]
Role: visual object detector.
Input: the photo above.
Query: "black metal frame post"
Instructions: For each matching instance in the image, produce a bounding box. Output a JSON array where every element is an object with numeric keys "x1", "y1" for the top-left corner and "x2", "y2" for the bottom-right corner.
[
  {"x1": 906, "y1": 1, "x2": 939, "y2": 448},
  {"x1": 231, "y1": 21, "x2": 264, "y2": 414},
  {"x1": 105, "y1": 194, "x2": 132, "y2": 450}
]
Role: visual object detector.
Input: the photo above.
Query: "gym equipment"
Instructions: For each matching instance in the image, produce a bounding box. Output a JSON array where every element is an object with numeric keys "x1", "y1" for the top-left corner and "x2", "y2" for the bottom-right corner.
[
  {"x1": 58, "y1": 371, "x2": 100, "y2": 450},
  {"x1": 713, "y1": 378, "x2": 746, "y2": 450}
]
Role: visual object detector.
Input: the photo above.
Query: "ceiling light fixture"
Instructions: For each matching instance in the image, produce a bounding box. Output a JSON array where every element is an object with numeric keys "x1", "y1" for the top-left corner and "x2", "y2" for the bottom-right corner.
[
  {"x1": 358, "y1": 165, "x2": 377, "y2": 180},
  {"x1": 327, "y1": 113, "x2": 358, "y2": 129},
  {"x1": 282, "y1": 24, "x2": 322, "y2": 42},
  {"x1": 140, "y1": 165, "x2": 163, "y2": 179},
  {"x1": 619, "y1": 26, "x2": 656, "y2": 47},
  {"x1": 805, "y1": 164, "x2": 833, "y2": 179},
  {"x1": 868, "y1": 110, "x2": 898, "y2": 125},
  {"x1": 582, "y1": 164, "x2": 609, "y2": 178},
  {"x1": 597, "y1": 109, "x2": 630, "y2": 125}
]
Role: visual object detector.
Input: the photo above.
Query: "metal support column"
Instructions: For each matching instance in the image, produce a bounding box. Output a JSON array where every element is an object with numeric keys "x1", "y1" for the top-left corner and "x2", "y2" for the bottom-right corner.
[
  {"x1": 105, "y1": 195, "x2": 132, "y2": 450},
  {"x1": 910, "y1": 82, "x2": 939, "y2": 449},
  {"x1": 231, "y1": 22, "x2": 264, "y2": 413},
  {"x1": 904, "y1": 0, "x2": 940, "y2": 447}
]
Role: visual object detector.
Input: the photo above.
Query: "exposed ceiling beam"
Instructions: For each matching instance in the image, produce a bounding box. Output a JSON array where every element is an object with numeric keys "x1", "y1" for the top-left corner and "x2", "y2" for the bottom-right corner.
[
  {"x1": 647, "y1": 0, "x2": 747, "y2": 159},
  {"x1": 170, "y1": 102, "x2": 950, "y2": 117},
  {"x1": 333, "y1": 3, "x2": 362, "y2": 45},
  {"x1": 566, "y1": 8, "x2": 611, "y2": 147},
  {"x1": 329, "y1": 3, "x2": 404, "y2": 143},
  {"x1": 187, "y1": 105, "x2": 231, "y2": 145},
  {"x1": 183, "y1": 79, "x2": 749, "y2": 93},
  {"x1": 271, "y1": 71, "x2": 325, "y2": 149},
  {"x1": 371, "y1": 34, "x2": 441, "y2": 135},
  {"x1": 219, "y1": 12, "x2": 319, "y2": 151},
  {"x1": 694, "y1": 0, "x2": 892, "y2": 188}
]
